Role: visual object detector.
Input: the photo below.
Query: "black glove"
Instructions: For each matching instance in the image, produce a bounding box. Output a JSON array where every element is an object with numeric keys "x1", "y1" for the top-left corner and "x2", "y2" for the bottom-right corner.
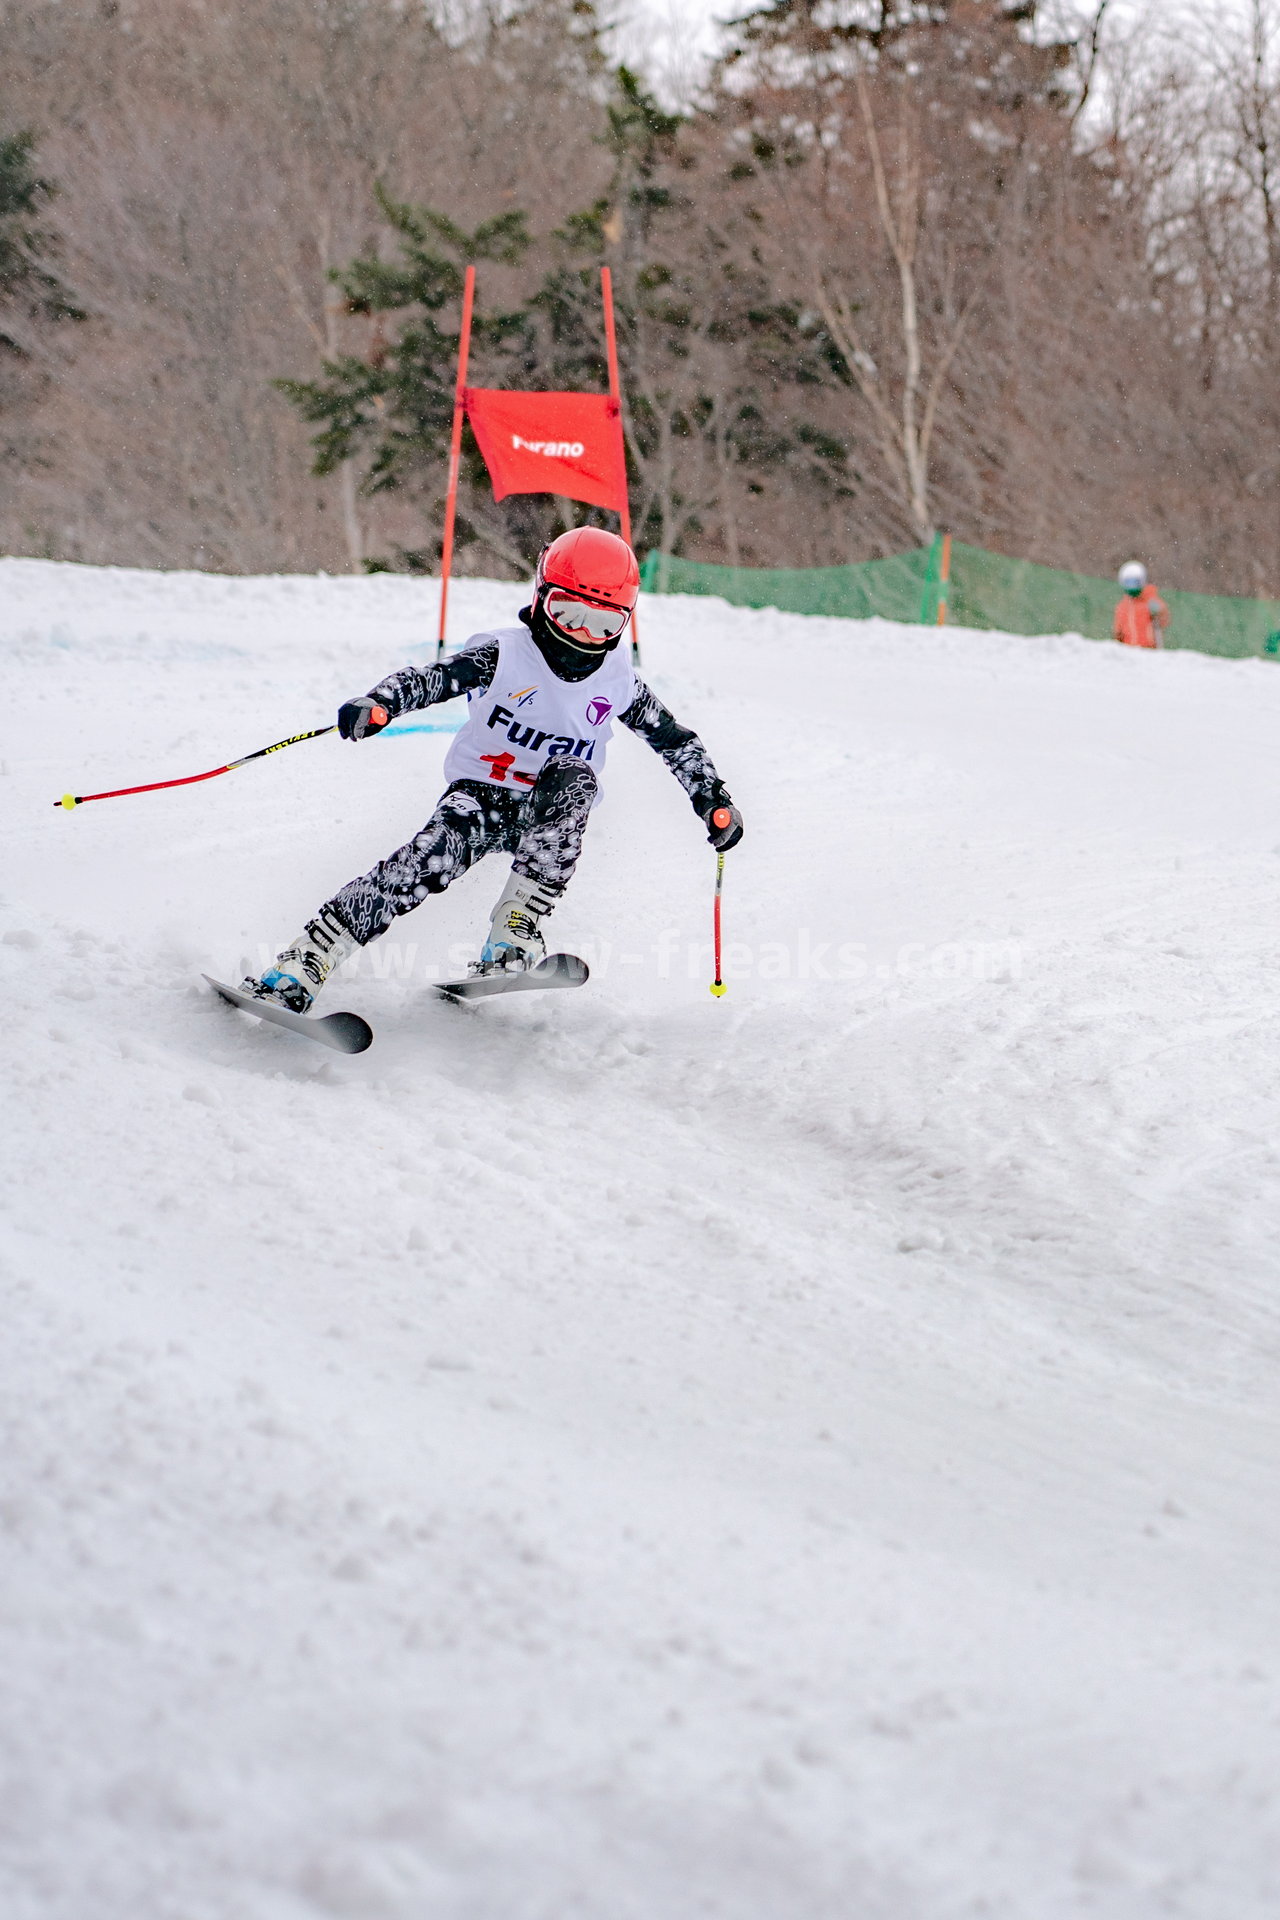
[
  {"x1": 337, "y1": 696, "x2": 390, "y2": 741},
  {"x1": 703, "y1": 799, "x2": 743, "y2": 850}
]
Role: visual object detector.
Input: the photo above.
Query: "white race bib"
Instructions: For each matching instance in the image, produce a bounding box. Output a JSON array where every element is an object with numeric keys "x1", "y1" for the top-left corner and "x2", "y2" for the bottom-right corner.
[{"x1": 443, "y1": 626, "x2": 636, "y2": 800}]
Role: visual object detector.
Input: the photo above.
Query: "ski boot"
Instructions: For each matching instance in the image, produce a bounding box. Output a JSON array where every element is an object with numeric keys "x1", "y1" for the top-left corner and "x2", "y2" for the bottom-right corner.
[
  {"x1": 473, "y1": 871, "x2": 561, "y2": 977},
  {"x1": 240, "y1": 906, "x2": 358, "y2": 1014}
]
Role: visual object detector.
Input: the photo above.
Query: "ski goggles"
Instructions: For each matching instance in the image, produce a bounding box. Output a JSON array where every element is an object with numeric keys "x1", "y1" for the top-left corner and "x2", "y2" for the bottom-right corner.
[{"x1": 543, "y1": 589, "x2": 632, "y2": 643}]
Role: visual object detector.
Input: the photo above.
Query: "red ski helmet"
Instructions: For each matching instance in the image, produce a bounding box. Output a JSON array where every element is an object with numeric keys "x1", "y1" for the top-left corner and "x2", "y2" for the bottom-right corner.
[
  {"x1": 534, "y1": 527, "x2": 639, "y2": 651},
  {"x1": 537, "y1": 526, "x2": 640, "y2": 611}
]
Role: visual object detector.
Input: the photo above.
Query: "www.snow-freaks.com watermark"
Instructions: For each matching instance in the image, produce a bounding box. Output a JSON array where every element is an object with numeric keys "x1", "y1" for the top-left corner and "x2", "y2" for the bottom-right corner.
[{"x1": 252, "y1": 935, "x2": 1025, "y2": 985}]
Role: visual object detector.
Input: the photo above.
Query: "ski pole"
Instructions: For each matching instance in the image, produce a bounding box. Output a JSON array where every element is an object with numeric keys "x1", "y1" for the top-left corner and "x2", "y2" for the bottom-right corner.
[
  {"x1": 709, "y1": 814, "x2": 730, "y2": 998},
  {"x1": 54, "y1": 724, "x2": 337, "y2": 811}
]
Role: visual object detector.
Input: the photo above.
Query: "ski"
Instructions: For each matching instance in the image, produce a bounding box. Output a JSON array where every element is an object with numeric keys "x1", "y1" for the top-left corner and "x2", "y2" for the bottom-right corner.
[
  {"x1": 204, "y1": 974, "x2": 373, "y2": 1053},
  {"x1": 436, "y1": 952, "x2": 589, "y2": 1002}
]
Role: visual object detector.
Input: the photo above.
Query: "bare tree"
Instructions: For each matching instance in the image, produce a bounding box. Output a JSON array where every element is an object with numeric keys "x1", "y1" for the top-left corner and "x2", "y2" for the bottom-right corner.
[
  {"x1": 808, "y1": 65, "x2": 984, "y2": 543},
  {"x1": 1216, "y1": 0, "x2": 1280, "y2": 343},
  {"x1": 711, "y1": 3, "x2": 1072, "y2": 552},
  {"x1": 0, "y1": 0, "x2": 615, "y2": 570}
]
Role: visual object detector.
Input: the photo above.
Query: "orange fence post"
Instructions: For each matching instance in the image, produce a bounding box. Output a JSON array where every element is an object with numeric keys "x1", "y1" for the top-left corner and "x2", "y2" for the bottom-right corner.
[{"x1": 936, "y1": 531, "x2": 952, "y2": 627}]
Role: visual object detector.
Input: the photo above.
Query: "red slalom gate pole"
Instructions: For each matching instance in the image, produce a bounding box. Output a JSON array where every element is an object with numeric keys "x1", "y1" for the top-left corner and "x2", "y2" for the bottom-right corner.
[
  {"x1": 54, "y1": 724, "x2": 337, "y2": 811},
  {"x1": 436, "y1": 264, "x2": 476, "y2": 664},
  {"x1": 600, "y1": 266, "x2": 641, "y2": 667}
]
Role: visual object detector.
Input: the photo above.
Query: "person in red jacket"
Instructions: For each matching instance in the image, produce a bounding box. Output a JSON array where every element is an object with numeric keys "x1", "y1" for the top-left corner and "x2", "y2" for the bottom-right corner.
[{"x1": 1114, "y1": 561, "x2": 1170, "y2": 649}]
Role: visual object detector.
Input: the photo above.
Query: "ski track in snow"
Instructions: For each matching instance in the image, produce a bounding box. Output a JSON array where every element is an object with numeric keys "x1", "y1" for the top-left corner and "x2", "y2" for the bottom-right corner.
[{"x1": 2, "y1": 557, "x2": 1279, "y2": 1918}]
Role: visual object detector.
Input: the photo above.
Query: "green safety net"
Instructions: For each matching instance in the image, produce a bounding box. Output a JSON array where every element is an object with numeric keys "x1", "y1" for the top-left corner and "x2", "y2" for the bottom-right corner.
[{"x1": 639, "y1": 540, "x2": 1280, "y2": 661}]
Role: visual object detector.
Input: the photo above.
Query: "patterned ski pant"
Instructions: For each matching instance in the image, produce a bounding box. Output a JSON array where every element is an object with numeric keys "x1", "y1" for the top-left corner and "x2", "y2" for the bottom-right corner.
[{"x1": 326, "y1": 756, "x2": 598, "y2": 946}]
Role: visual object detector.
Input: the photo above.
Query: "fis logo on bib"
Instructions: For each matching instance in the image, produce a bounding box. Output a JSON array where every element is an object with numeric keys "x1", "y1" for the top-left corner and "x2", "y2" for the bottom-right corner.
[
  {"x1": 507, "y1": 686, "x2": 538, "y2": 708},
  {"x1": 586, "y1": 698, "x2": 612, "y2": 726}
]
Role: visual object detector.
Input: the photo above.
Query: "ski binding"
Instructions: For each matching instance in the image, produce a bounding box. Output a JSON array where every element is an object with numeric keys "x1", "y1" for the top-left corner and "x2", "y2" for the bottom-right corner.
[{"x1": 436, "y1": 952, "x2": 589, "y2": 1002}]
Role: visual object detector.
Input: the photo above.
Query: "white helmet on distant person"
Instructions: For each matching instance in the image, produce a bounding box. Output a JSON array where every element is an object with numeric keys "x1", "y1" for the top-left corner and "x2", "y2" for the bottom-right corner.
[{"x1": 1118, "y1": 561, "x2": 1148, "y2": 595}]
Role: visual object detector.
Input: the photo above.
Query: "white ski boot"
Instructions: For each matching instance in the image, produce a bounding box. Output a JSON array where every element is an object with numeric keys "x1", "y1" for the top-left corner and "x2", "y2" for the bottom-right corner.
[
  {"x1": 475, "y1": 871, "x2": 561, "y2": 976},
  {"x1": 240, "y1": 907, "x2": 358, "y2": 1014}
]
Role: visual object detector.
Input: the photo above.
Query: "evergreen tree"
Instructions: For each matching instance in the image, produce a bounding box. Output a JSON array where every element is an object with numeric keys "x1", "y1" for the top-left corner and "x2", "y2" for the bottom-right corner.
[
  {"x1": 274, "y1": 0, "x2": 617, "y2": 576},
  {"x1": 1, "y1": 126, "x2": 83, "y2": 511},
  {"x1": 277, "y1": 59, "x2": 826, "y2": 574},
  {"x1": 276, "y1": 189, "x2": 572, "y2": 573},
  {"x1": 0, "y1": 129, "x2": 82, "y2": 347}
]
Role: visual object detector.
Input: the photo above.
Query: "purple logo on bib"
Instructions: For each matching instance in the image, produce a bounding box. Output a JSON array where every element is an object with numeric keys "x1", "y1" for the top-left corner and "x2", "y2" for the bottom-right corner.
[{"x1": 586, "y1": 697, "x2": 612, "y2": 727}]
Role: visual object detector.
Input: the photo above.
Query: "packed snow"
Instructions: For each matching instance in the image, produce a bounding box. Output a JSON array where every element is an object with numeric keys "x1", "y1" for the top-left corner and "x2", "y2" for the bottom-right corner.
[{"x1": 2, "y1": 557, "x2": 1279, "y2": 1919}]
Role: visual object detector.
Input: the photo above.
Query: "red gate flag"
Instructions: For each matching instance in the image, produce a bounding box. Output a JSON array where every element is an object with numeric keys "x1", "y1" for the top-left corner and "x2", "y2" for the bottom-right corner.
[{"x1": 464, "y1": 389, "x2": 628, "y2": 513}]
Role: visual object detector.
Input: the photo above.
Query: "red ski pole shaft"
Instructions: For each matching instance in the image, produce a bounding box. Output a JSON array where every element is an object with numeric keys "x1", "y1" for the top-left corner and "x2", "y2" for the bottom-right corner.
[
  {"x1": 709, "y1": 812, "x2": 731, "y2": 998},
  {"x1": 54, "y1": 724, "x2": 337, "y2": 811}
]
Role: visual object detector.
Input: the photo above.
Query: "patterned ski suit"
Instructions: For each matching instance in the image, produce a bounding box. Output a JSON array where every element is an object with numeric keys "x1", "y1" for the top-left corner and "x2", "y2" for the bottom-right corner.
[{"x1": 326, "y1": 634, "x2": 732, "y2": 947}]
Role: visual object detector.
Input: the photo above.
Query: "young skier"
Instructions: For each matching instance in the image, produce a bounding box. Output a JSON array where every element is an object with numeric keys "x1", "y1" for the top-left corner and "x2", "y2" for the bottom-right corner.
[{"x1": 240, "y1": 527, "x2": 743, "y2": 1011}]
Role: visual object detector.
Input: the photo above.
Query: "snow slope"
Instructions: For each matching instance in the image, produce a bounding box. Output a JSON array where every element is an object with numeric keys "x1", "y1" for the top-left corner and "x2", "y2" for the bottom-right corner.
[{"x1": 2, "y1": 558, "x2": 1279, "y2": 1919}]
